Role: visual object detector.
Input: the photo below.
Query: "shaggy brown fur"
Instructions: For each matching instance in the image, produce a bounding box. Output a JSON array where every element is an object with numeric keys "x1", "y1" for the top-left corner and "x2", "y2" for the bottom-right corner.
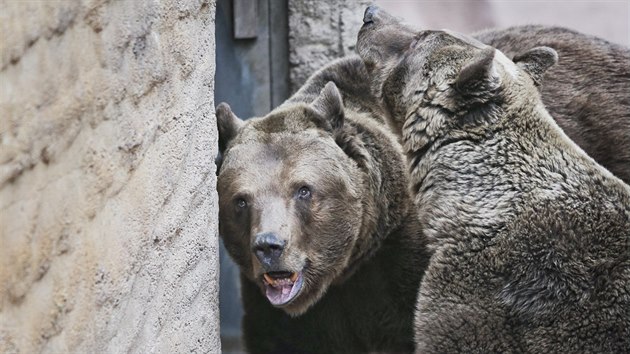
[{"x1": 358, "y1": 6, "x2": 630, "y2": 353}]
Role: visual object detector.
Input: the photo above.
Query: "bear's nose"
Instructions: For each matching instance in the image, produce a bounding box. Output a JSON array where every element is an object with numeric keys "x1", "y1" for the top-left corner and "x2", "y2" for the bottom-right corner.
[
  {"x1": 252, "y1": 232, "x2": 286, "y2": 268},
  {"x1": 363, "y1": 5, "x2": 379, "y2": 24}
]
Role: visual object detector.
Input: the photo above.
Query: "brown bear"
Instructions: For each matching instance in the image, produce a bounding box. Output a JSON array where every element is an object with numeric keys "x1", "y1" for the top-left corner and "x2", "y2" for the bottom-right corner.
[
  {"x1": 358, "y1": 6, "x2": 630, "y2": 353},
  {"x1": 216, "y1": 57, "x2": 430, "y2": 353}
]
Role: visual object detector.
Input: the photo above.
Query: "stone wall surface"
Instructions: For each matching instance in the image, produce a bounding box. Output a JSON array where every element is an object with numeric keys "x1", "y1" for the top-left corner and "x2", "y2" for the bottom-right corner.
[
  {"x1": 287, "y1": 0, "x2": 369, "y2": 92},
  {"x1": 0, "y1": 0, "x2": 220, "y2": 352}
]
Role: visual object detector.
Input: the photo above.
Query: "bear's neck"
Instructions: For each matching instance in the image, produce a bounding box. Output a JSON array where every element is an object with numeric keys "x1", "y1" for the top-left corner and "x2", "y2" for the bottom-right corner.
[
  {"x1": 333, "y1": 113, "x2": 421, "y2": 283},
  {"x1": 409, "y1": 96, "x2": 613, "y2": 248}
]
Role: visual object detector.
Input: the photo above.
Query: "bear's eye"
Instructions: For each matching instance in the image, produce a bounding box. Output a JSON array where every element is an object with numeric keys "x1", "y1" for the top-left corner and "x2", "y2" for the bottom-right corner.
[
  {"x1": 235, "y1": 198, "x2": 247, "y2": 209},
  {"x1": 297, "y1": 186, "x2": 311, "y2": 200}
]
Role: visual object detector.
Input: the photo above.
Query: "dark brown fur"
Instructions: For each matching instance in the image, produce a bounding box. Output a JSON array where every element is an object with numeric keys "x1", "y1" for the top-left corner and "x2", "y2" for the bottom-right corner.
[
  {"x1": 216, "y1": 57, "x2": 430, "y2": 353},
  {"x1": 358, "y1": 6, "x2": 630, "y2": 353}
]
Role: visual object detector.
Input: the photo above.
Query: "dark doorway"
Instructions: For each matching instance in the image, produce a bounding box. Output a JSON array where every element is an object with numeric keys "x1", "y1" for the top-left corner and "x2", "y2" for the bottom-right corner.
[{"x1": 214, "y1": 0, "x2": 289, "y2": 352}]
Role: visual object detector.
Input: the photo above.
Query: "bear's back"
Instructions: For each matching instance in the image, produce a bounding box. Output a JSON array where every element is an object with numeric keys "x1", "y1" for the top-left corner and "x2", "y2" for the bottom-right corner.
[{"x1": 476, "y1": 25, "x2": 630, "y2": 184}]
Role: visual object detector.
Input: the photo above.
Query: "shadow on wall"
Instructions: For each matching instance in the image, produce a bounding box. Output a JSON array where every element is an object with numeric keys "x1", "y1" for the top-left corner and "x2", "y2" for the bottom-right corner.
[{"x1": 375, "y1": 0, "x2": 629, "y2": 46}]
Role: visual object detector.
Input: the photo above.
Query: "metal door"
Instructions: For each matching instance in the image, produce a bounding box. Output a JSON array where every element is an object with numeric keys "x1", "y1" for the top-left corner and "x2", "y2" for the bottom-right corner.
[{"x1": 214, "y1": 0, "x2": 288, "y2": 351}]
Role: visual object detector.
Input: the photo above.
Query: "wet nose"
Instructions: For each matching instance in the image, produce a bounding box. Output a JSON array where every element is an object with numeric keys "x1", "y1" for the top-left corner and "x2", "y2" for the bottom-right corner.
[
  {"x1": 252, "y1": 232, "x2": 286, "y2": 267},
  {"x1": 363, "y1": 5, "x2": 379, "y2": 24}
]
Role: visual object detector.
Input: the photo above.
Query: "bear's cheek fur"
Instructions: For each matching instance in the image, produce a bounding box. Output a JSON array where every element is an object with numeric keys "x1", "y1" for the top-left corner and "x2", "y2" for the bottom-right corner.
[
  {"x1": 218, "y1": 200, "x2": 255, "y2": 276},
  {"x1": 280, "y1": 188, "x2": 364, "y2": 311},
  {"x1": 302, "y1": 196, "x2": 362, "y2": 270}
]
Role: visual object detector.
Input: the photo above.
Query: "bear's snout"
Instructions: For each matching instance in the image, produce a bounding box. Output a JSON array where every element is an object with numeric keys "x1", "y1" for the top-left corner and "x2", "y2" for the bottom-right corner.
[
  {"x1": 252, "y1": 232, "x2": 286, "y2": 269},
  {"x1": 363, "y1": 5, "x2": 378, "y2": 24}
]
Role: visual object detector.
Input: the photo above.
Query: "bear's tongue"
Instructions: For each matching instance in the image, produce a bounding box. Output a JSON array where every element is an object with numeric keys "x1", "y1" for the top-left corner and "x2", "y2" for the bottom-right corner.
[{"x1": 263, "y1": 272, "x2": 303, "y2": 306}]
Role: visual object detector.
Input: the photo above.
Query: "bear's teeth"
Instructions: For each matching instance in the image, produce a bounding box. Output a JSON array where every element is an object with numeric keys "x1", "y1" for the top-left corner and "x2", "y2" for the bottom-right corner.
[
  {"x1": 263, "y1": 273, "x2": 275, "y2": 286},
  {"x1": 263, "y1": 273, "x2": 299, "y2": 288}
]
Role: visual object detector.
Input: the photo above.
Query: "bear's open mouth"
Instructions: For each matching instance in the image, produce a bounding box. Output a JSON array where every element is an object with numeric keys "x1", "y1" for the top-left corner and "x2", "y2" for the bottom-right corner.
[{"x1": 262, "y1": 271, "x2": 304, "y2": 306}]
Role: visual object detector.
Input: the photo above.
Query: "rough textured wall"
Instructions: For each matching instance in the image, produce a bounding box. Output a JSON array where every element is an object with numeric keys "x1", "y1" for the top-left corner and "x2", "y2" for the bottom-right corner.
[
  {"x1": 288, "y1": 0, "x2": 369, "y2": 92},
  {"x1": 0, "y1": 0, "x2": 220, "y2": 353}
]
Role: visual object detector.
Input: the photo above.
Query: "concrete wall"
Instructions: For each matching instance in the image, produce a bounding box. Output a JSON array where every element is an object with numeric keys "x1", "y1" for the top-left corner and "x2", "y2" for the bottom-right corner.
[
  {"x1": 0, "y1": 0, "x2": 220, "y2": 352},
  {"x1": 288, "y1": 0, "x2": 369, "y2": 92}
]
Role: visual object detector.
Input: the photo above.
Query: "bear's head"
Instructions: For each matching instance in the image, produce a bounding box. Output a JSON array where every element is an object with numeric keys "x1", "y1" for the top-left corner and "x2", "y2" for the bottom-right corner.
[
  {"x1": 216, "y1": 82, "x2": 395, "y2": 316},
  {"x1": 356, "y1": 6, "x2": 558, "y2": 145}
]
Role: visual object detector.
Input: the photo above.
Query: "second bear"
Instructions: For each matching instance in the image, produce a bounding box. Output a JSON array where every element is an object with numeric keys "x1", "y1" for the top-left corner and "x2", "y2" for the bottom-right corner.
[{"x1": 358, "y1": 6, "x2": 630, "y2": 353}]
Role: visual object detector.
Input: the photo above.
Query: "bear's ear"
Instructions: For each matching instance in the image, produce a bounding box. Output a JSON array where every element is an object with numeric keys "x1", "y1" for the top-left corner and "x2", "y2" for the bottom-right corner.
[
  {"x1": 310, "y1": 81, "x2": 345, "y2": 131},
  {"x1": 216, "y1": 102, "x2": 243, "y2": 154},
  {"x1": 455, "y1": 47, "x2": 500, "y2": 95},
  {"x1": 513, "y1": 46, "x2": 558, "y2": 86}
]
